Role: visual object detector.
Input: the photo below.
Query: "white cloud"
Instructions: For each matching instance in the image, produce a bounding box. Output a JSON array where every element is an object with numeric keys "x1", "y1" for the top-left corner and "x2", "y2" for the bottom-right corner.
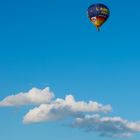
[
  {"x1": 72, "y1": 114, "x2": 140, "y2": 138},
  {"x1": 1, "y1": 86, "x2": 140, "y2": 138},
  {"x1": 23, "y1": 95, "x2": 112, "y2": 124},
  {"x1": 0, "y1": 87, "x2": 54, "y2": 106}
]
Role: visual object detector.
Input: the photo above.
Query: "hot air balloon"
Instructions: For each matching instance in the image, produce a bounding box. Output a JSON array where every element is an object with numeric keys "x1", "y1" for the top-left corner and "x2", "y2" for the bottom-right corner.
[{"x1": 87, "y1": 3, "x2": 110, "y2": 31}]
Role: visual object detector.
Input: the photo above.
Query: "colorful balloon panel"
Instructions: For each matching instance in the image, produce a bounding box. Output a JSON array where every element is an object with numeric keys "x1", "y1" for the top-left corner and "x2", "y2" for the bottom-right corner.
[{"x1": 87, "y1": 3, "x2": 110, "y2": 29}]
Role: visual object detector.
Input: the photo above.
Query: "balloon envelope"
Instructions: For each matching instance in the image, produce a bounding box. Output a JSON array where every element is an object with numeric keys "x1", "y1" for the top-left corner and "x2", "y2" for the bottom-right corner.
[{"x1": 87, "y1": 3, "x2": 110, "y2": 30}]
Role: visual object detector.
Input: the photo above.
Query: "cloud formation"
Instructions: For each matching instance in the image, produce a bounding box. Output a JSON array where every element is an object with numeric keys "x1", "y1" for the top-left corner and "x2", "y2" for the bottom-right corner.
[
  {"x1": 0, "y1": 87, "x2": 54, "y2": 106},
  {"x1": 23, "y1": 95, "x2": 112, "y2": 124},
  {"x1": 73, "y1": 114, "x2": 140, "y2": 138},
  {"x1": 1, "y1": 86, "x2": 140, "y2": 138}
]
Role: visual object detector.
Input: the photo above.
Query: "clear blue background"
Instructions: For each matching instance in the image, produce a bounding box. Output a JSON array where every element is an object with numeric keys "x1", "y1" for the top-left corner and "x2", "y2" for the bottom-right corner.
[{"x1": 0, "y1": 0, "x2": 140, "y2": 139}]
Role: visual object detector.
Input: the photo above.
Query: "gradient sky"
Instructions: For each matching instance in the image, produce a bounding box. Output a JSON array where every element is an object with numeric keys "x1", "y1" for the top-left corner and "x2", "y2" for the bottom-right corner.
[{"x1": 0, "y1": 0, "x2": 140, "y2": 140}]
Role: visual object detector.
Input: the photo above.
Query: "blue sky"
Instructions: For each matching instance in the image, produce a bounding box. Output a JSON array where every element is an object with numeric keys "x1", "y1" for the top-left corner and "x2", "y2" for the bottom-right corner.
[{"x1": 0, "y1": 0, "x2": 140, "y2": 139}]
